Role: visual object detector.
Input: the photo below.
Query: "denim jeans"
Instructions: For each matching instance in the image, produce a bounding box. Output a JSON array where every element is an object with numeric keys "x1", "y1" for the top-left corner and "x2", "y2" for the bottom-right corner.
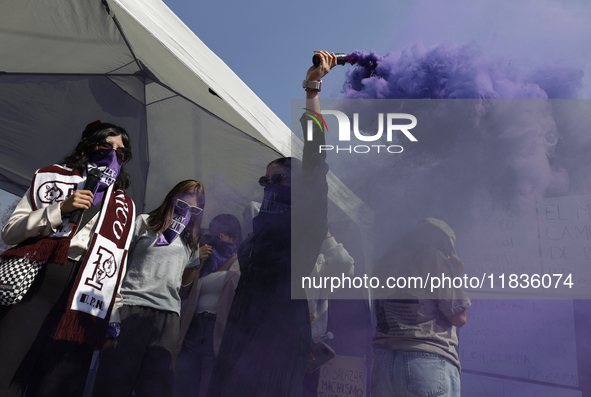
[{"x1": 370, "y1": 349, "x2": 460, "y2": 397}]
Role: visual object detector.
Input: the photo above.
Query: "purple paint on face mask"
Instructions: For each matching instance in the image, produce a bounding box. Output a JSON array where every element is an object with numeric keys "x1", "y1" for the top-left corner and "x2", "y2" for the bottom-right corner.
[{"x1": 87, "y1": 149, "x2": 122, "y2": 205}]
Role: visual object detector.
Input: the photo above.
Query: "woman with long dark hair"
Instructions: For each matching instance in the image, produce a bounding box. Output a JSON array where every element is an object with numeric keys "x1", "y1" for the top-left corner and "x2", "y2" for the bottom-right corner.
[
  {"x1": 0, "y1": 121, "x2": 135, "y2": 397},
  {"x1": 93, "y1": 180, "x2": 205, "y2": 397}
]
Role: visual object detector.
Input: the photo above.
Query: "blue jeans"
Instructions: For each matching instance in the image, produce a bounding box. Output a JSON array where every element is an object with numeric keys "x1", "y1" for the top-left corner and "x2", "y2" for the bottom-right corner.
[{"x1": 370, "y1": 349, "x2": 460, "y2": 397}]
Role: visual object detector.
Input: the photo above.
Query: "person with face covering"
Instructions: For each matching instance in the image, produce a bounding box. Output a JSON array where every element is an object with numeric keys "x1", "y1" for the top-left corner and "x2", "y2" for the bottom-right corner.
[
  {"x1": 0, "y1": 121, "x2": 135, "y2": 397},
  {"x1": 206, "y1": 51, "x2": 336, "y2": 397},
  {"x1": 174, "y1": 214, "x2": 242, "y2": 397},
  {"x1": 371, "y1": 218, "x2": 471, "y2": 397},
  {"x1": 92, "y1": 180, "x2": 205, "y2": 397}
]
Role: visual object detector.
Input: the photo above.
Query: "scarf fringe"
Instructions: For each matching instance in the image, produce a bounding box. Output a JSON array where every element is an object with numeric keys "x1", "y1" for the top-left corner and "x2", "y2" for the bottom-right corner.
[
  {"x1": 1, "y1": 237, "x2": 70, "y2": 265},
  {"x1": 52, "y1": 310, "x2": 108, "y2": 348}
]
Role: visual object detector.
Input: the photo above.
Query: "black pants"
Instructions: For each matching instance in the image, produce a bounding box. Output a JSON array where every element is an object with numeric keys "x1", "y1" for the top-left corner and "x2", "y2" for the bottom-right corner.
[
  {"x1": 92, "y1": 306, "x2": 180, "y2": 397},
  {"x1": 303, "y1": 369, "x2": 321, "y2": 397},
  {"x1": 0, "y1": 260, "x2": 94, "y2": 397},
  {"x1": 174, "y1": 312, "x2": 217, "y2": 397}
]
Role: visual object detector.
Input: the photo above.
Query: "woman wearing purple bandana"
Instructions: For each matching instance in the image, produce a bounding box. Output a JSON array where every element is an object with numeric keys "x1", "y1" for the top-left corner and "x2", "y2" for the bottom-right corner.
[
  {"x1": 93, "y1": 180, "x2": 205, "y2": 397},
  {"x1": 0, "y1": 121, "x2": 134, "y2": 397},
  {"x1": 175, "y1": 214, "x2": 242, "y2": 397},
  {"x1": 207, "y1": 51, "x2": 334, "y2": 397}
]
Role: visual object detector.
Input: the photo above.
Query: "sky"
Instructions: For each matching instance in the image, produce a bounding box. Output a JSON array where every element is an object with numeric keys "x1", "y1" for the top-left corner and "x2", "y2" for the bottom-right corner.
[
  {"x1": 0, "y1": 188, "x2": 18, "y2": 209},
  {"x1": 162, "y1": 0, "x2": 591, "y2": 126}
]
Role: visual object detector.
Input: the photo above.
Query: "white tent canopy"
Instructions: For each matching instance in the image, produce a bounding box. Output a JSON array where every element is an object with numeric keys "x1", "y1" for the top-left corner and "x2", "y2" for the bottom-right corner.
[{"x1": 0, "y1": 0, "x2": 372, "y2": 240}]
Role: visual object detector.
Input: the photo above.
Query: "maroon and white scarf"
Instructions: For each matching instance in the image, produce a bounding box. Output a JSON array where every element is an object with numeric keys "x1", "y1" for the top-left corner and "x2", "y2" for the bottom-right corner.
[{"x1": 1, "y1": 164, "x2": 135, "y2": 347}]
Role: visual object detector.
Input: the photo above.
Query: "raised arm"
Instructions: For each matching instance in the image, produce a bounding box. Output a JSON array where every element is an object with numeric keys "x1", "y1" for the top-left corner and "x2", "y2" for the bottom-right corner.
[
  {"x1": 304, "y1": 51, "x2": 337, "y2": 115},
  {"x1": 292, "y1": 52, "x2": 338, "y2": 290}
]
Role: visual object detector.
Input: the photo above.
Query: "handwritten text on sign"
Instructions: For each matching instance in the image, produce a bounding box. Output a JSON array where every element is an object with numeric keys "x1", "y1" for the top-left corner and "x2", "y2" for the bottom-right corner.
[{"x1": 317, "y1": 355, "x2": 366, "y2": 397}]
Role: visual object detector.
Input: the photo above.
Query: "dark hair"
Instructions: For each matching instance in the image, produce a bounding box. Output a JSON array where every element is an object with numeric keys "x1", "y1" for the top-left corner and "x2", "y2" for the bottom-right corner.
[
  {"x1": 61, "y1": 122, "x2": 132, "y2": 191},
  {"x1": 145, "y1": 180, "x2": 205, "y2": 251},
  {"x1": 209, "y1": 214, "x2": 243, "y2": 245},
  {"x1": 266, "y1": 157, "x2": 303, "y2": 178},
  {"x1": 267, "y1": 157, "x2": 300, "y2": 170}
]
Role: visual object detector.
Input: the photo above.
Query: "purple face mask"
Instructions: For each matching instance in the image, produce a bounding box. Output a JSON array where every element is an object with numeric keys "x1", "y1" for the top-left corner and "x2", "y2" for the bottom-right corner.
[
  {"x1": 199, "y1": 235, "x2": 237, "y2": 278},
  {"x1": 87, "y1": 149, "x2": 122, "y2": 205},
  {"x1": 252, "y1": 184, "x2": 291, "y2": 234},
  {"x1": 155, "y1": 206, "x2": 192, "y2": 246}
]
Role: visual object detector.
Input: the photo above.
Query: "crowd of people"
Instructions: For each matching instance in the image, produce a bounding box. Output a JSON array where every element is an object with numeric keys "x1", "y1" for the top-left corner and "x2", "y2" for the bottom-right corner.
[{"x1": 0, "y1": 51, "x2": 469, "y2": 397}]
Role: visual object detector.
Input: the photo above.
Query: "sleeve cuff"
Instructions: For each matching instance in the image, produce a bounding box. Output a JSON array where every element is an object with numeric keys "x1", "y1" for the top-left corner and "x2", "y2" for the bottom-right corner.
[
  {"x1": 109, "y1": 310, "x2": 121, "y2": 323},
  {"x1": 47, "y1": 202, "x2": 64, "y2": 230}
]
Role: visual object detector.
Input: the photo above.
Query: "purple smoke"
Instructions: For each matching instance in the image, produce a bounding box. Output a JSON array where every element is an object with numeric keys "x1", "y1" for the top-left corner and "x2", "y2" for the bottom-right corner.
[
  {"x1": 342, "y1": 43, "x2": 582, "y2": 100},
  {"x1": 324, "y1": 42, "x2": 588, "y2": 257}
]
